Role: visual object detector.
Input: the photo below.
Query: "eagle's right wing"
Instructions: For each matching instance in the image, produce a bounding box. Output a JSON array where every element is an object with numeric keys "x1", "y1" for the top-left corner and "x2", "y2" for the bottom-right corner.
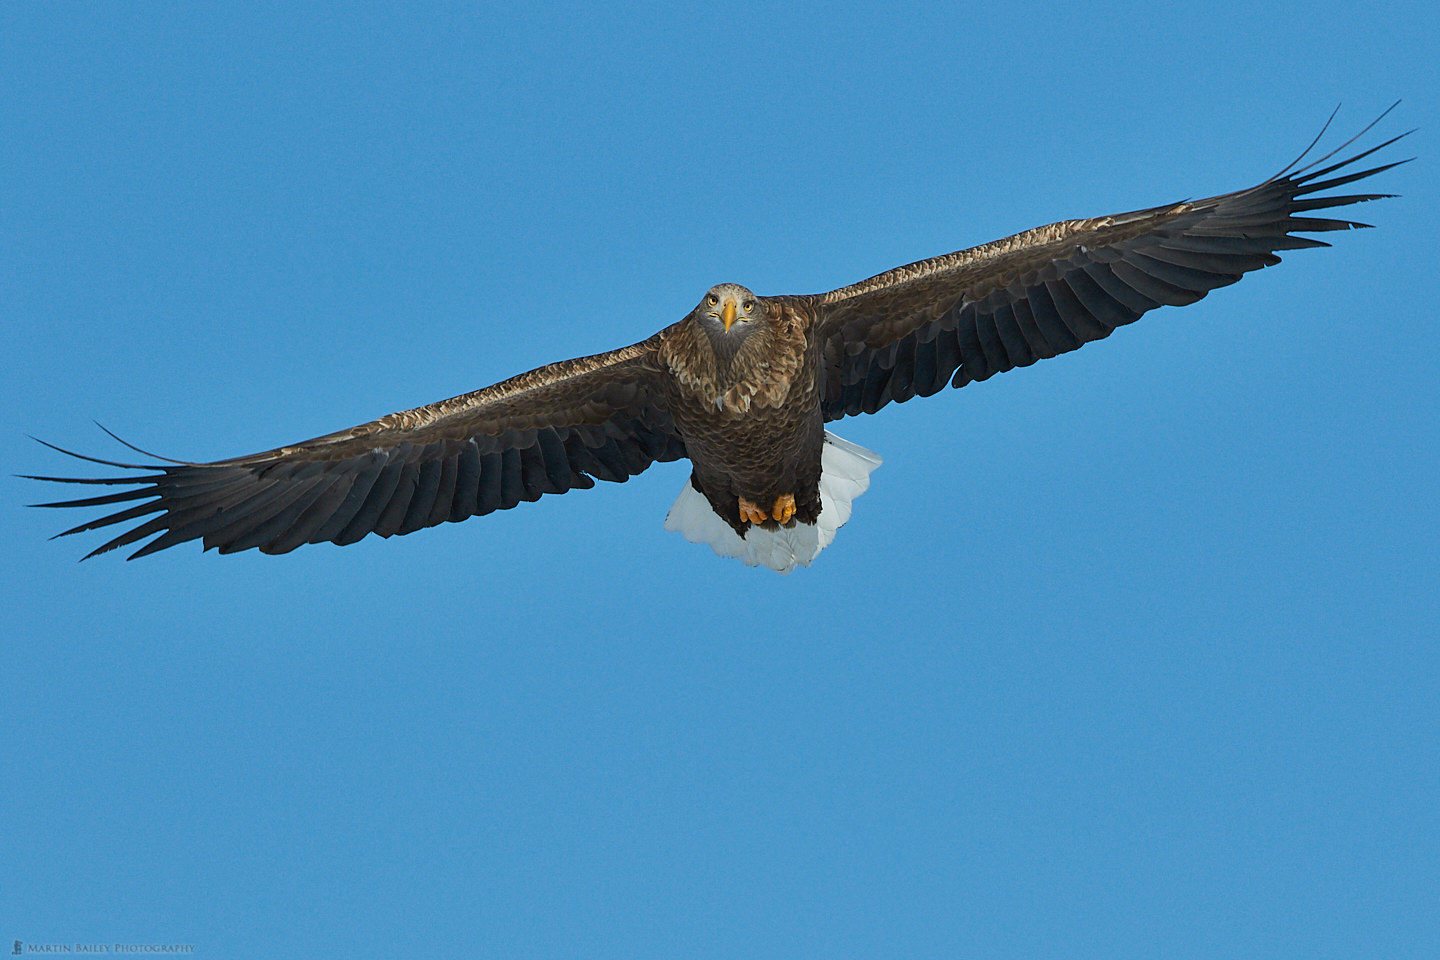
[{"x1": 29, "y1": 335, "x2": 686, "y2": 559}]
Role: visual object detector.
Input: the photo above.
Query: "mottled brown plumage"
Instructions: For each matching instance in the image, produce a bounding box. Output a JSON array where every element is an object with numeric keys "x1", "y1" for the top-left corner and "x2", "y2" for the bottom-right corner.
[
  {"x1": 657, "y1": 289, "x2": 825, "y2": 535},
  {"x1": 28, "y1": 111, "x2": 1406, "y2": 564}
]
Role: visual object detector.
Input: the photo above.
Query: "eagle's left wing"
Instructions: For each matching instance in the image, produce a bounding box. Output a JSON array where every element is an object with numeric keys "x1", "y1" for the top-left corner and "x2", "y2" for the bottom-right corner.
[{"x1": 815, "y1": 115, "x2": 1406, "y2": 420}]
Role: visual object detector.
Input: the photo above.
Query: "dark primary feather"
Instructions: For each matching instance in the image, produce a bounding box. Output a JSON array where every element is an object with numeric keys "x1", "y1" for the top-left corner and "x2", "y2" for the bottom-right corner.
[
  {"x1": 817, "y1": 110, "x2": 1409, "y2": 419},
  {"x1": 28, "y1": 339, "x2": 685, "y2": 559}
]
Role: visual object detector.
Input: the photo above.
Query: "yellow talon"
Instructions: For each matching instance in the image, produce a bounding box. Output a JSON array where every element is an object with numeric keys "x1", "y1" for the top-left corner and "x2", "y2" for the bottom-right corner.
[
  {"x1": 772, "y1": 493, "x2": 796, "y2": 524},
  {"x1": 739, "y1": 494, "x2": 798, "y2": 525},
  {"x1": 738, "y1": 497, "x2": 769, "y2": 525}
]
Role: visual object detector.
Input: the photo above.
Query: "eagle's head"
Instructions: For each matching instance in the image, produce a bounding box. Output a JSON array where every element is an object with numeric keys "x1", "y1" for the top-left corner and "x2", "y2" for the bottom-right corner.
[{"x1": 693, "y1": 283, "x2": 765, "y2": 346}]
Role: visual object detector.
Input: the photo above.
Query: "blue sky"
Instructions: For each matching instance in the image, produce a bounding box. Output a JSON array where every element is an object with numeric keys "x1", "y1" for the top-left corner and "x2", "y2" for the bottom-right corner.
[{"x1": 3, "y1": 2, "x2": 1436, "y2": 957}]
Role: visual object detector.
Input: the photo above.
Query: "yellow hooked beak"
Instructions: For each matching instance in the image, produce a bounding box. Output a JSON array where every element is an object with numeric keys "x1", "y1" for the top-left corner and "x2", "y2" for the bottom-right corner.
[
  {"x1": 714, "y1": 297, "x2": 737, "y2": 332},
  {"x1": 721, "y1": 297, "x2": 737, "y2": 332}
]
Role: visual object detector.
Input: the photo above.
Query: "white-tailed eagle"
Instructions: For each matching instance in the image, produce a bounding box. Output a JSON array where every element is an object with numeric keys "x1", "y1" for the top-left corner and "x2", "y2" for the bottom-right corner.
[{"x1": 29, "y1": 110, "x2": 1407, "y2": 572}]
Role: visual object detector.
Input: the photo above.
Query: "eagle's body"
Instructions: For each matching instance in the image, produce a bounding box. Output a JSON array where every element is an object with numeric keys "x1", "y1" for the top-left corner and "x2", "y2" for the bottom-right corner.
[
  {"x1": 658, "y1": 294, "x2": 826, "y2": 534},
  {"x1": 29, "y1": 112, "x2": 1407, "y2": 571}
]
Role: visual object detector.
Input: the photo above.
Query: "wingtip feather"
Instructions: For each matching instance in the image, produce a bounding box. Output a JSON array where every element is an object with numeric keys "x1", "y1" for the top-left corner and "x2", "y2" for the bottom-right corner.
[{"x1": 91, "y1": 421, "x2": 197, "y2": 465}]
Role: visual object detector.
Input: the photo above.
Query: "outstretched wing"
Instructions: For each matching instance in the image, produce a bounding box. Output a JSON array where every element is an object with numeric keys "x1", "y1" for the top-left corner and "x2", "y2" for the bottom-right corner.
[
  {"x1": 817, "y1": 111, "x2": 1408, "y2": 420},
  {"x1": 29, "y1": 336, "x2": 685, "y2": 559}
]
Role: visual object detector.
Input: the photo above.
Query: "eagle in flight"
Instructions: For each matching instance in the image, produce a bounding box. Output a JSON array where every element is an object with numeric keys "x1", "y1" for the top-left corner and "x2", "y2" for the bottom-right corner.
[{"x1": 30, "y1": 111, "x2": 1405, "y2": 572}]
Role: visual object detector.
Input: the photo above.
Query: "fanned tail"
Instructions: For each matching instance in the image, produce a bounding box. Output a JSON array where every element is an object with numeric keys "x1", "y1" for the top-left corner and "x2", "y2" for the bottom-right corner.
[{"x1": 664, "y1": 432, "x2": 881, "y2": 573}]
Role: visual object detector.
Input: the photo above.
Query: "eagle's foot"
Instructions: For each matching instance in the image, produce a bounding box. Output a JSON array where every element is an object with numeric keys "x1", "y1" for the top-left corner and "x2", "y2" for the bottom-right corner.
[
  {"x1": 771, "y1": 493, "x2": 796, "y2": 524},
  {"x1": 738, "y1": 497, "x2": 770, "y2": 526},
  {"x1": 738, "y1": 494, "x2": 798, "y2": 525}
]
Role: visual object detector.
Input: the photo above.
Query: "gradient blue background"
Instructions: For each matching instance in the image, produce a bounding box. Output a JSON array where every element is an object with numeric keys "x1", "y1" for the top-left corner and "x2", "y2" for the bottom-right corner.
[{"x1": 3, "y1": 2, "x2": 1436, "y2": 957}]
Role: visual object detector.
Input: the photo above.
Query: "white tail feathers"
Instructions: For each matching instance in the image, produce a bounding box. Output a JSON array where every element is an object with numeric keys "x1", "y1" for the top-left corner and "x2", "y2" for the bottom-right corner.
[{"x1": 663, "y1": 432, "x2": 882, "y2": 573}]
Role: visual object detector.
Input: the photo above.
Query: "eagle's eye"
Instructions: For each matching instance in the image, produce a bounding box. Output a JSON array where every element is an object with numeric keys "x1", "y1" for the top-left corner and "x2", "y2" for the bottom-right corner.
[
  {"x1": 707, "y1": 294, "x2": 719, "y2": 306},
  {"x1": 743, "y1": 300, "x2": 755, "y2": 311}
]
